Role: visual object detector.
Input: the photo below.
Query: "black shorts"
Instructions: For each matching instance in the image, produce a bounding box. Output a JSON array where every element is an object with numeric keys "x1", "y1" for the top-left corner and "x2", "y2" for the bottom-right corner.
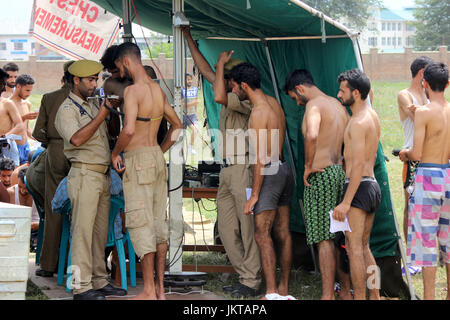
[
  {"x1": 253, "y1": 161, "x2": 295, "y2": 215},
  {"x1": 342, "y1": 177, "x2": 381, "y2": 214}
]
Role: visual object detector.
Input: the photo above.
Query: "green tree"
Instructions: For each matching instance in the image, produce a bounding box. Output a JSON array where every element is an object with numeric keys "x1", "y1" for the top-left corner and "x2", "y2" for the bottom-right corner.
[
  {"x1": 145, "y1": 42, "x2": 174, "y2": 59},
  {"x1": 302, "y1": 0, "x2": 382, "y2": 30},
  {"x1": 412, "y1": 0, "x2": 450, "y2": 50}
]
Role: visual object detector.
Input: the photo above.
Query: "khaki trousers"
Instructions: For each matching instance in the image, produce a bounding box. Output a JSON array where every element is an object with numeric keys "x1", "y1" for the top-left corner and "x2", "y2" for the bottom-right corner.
[
  {"x1": 217, "y1": 164, "x2": 261, "y2": 290},
  {"x1": 40, "y1": 141, "x2": 70, "y2": 272},
  {"x1": 67, "y1": 166, "x2": 110, "y2": 294}
]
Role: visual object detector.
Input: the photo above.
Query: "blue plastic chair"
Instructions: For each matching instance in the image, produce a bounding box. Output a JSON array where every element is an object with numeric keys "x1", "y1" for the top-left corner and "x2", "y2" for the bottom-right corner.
[
  {"x1": 58, "y1": 196, "x2": 137, "y2": 292},
  {"x1": 24, "y1": 176, "x2": 45, "y2": 265}
]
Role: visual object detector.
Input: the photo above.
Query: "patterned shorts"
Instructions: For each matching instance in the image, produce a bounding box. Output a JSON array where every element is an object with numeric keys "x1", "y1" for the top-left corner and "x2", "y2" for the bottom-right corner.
[
  {"x1": 304, "y1": 164, "x2": 346, "y2": 245},
  {"x1": 406, "y1": 163, "x2": 450, "y2": 267}
]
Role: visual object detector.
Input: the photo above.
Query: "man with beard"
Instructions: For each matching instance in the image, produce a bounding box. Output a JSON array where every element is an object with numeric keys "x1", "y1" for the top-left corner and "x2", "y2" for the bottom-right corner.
[
  {"x1": 283, "y1": 69, "x2": 351, "y2": 300},
  {"x1": 399, "y1": 62, "x2": 450, "y2": 300},
  {"x1": 111, "y1": 42, "x2": 182, "y2": 300},
  {"x1": 32, "y1": 61, "x2": 73, "y2": 278},
  {"x1": 0, "y1": 157, "x2": 16, "y2": 189},
  {"x1": 333, "y1": 69, "x2": 381, "y2": 300},
  {"x1": 1, "y1": 62, "x2": 19, "y2": 99},
  {"x1": 9, "y1": 74, "x2": 37, "y2": 164},
  {"x1": 55, "y1": 59, "x2": 126, "y2": 300},
  {"x1": 227, "y1": 62, "x2": 294, "y2": 300}
]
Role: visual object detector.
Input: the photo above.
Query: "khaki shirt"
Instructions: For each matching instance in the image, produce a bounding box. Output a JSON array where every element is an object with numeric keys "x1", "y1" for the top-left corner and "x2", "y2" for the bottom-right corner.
[
  {"x1": 219, "y1": 92, "x2": 252, "y2": 160},
  {"x1": 55, "y1": 92, "x2": 110, "y2": 166},
  {"x1": 32, "y1": 83, "x2": 71, "y2": 144}
]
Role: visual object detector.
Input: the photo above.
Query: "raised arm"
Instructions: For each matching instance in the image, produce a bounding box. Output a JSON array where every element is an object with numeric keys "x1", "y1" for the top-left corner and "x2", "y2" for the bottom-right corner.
[
  {"x1": 213, "y1": 51, "x2": 233, "y2": 106},
  {"x1": 181, "y1": 26, "x2": 216, "y2": 84}
]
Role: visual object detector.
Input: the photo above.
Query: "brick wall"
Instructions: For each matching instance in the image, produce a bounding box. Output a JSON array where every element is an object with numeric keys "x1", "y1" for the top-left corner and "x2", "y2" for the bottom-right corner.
[
  {"x1": 2, "y1": 53, "x2": 195, "y2": 94},
  {"x1": 362, "y1": 46, "x2": 449, "y2": 81}
]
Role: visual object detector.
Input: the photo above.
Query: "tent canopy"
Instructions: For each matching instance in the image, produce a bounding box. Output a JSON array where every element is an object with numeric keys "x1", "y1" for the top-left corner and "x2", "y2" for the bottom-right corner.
[
  {"x1": 92, "y1": 0, "x2": 399, "y2": 259},
  {"x1": 91, "y1": 0, "x2": 354, "y2": 39}
]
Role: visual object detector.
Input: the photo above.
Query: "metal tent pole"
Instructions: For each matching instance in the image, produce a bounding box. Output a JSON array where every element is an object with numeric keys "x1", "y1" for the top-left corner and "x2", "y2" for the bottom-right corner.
[
  {"x1": 121, "y1": 0, "x2": 133, "y2": 42},
  {"x1": 168, "y1": 0, "x2": 186, "y2": 274},
  {"x1": 263, "y1": 41, "x2": 319, "y2": 275},
  {"x1": 351, "y1": 36, "x2": 416, "y2": 300}
]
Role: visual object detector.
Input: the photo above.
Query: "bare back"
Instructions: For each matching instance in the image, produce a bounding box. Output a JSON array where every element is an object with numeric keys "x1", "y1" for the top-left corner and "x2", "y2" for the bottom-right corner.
[
  {"x1": 265, "y1": 95, "x2": 286, "y2": 157},
  {"x1": 343, "y1": 106, "x2": 380, "y2": 178},
  {"x1": 302, "y1": 95, "x2": 349, "y2": 168},
  {"x1": 416, "y1": 101, "x2": 450, "y2": 164},
  {"x1": 123, "y1": 76, "x2": 165, "y2": 151},
  {"x1": 249, "y1": 98, "x2": 282, "y2": 164},
  {"x1": 0, "y1": 98, "x2": 23, "y2": 137}
]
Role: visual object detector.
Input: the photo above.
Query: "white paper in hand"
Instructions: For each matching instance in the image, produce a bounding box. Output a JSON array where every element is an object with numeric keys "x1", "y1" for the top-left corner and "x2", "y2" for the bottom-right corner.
[
  {"x1": 246, "y1": 188, "x2": 254, "y2": 215},
  {"x1": 329, "y1": 210, "x2": 351, "y2": 233}
]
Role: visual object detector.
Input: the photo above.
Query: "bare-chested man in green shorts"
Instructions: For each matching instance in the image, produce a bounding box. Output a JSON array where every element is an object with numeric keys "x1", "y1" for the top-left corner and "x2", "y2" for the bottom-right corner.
[
  {"x1": 111, "y1": 42, "x2": 182, "y2": 300},
  {"x1": 333, "y1": 69, "x2": 381, "y2": 300},
  {"x1": 284, "y1": 69, "x2": 350, "y2": 300}
]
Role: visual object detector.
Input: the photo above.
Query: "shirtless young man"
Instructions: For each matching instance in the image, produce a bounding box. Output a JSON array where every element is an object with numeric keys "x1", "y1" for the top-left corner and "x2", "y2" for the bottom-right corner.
[
  {"x1": 399, "y1": 62, "x2": 450, "y2": 300},
  {"x1": 9, "y1": 74, "x2": 37, "y2": 164},
  {"x1": 111, "y1": 42, "x2": 182, "y2": 300},
  {"x1": 333, "y1": 69, "x2": 381, "y2": 300},
  {"x1": 283, "y1": 69, "x2": 351, "y2": 300},
  {"x1": 227, "y1": 62, "x2": 295, "y2": 300},
  {"x1": 397, "y1": 56, "x2": 434, "y2": 241}
]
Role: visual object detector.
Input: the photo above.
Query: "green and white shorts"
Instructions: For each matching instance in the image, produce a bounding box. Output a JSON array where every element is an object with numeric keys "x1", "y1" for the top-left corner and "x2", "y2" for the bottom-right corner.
[{"x1": 304, "y1": 164, "x2": 346, "y2": 245}]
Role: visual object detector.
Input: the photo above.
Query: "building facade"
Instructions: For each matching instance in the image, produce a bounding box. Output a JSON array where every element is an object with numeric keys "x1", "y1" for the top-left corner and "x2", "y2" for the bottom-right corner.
[{"x1": 359, "y1": 7, "x2": 416, "y2": 53}]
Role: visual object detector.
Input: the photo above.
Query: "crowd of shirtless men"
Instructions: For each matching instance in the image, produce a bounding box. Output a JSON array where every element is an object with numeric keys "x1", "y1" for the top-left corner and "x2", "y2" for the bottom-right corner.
[{"x1": 0, "y1": 26, "x2": 448, "y2": 301}]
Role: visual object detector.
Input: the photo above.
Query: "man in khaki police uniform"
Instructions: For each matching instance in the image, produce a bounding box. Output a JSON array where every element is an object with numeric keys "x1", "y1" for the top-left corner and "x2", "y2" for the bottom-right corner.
[
  {"x1": 55, "y1": 60, "x2": 126, "y2": 300},
  {"x1": 33, "y1": 61, "x2": 73, "y2": 277},
  {"x1": 183, "y1": 26, "x2": 261, "y2": 298}
]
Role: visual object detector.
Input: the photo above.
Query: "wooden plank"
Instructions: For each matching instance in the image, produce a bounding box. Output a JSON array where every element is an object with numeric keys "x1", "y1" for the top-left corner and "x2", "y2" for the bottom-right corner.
[
  {"x1": 183, "y1": 245, "x2": 226, "y2": 253},
  {"x1": 182, "y1": 264, "x2": 236, "y2": 273}
]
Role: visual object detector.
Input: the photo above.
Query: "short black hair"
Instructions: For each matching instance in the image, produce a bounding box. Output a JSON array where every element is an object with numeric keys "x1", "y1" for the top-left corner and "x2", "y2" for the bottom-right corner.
[
  {"x1": 0, "y1": 69, "x2": 8, "y2": 92},
  {"x1": 0, "y1": 158, "x2": 16, "y2": 171},
  {"x1": 144, "y1": 65, "x2": 157, "y2": 79},
  {"x1": 228, "y1": 62, "x2": 261, "y2": 90},
  {"x1": 18, "y1": 167, "x2": 28, "y2": 183},
  {"x1": 411, "y1": 56, "x2": 434, "y2": 78},
  {"x1": 3, "y1": 62, "x2": 19, "y2": 72},
  {"x1": 283, "y1": 69, "x2": 315, "y2": 94},
  {"x1": 337, "y1": 68, "x2": 371, "y2": 100},
  {"x1": 100, "y1": 45, "x2": 120, "y2": 70},
  {"x1": 115, "y1": 42, "x2": 141, "y2": 61},
  {"x1": 16, "y1": 74, "x2": 35, "y2": 86},
  {"x1": 423, "y1": 62, "x2": 449, "y2": 92}
]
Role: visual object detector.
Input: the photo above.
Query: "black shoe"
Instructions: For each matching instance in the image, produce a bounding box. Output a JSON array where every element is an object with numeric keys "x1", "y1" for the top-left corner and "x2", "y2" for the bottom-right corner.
[
  {"x1": 96, "y1": 284, "x2": 127, "y2": 296},
  {"x1": 35, "y1": 269, "x2": 54, "y2": 277},
  {"x1": 73, "y1": 289, "x2": 106, "y2": 300},
  {"x1": 231, "y1": 283, "x2": 257, "y2": 299},
  {"x1": 222, "y1": 283, "x2": 240, "y2": 293}
]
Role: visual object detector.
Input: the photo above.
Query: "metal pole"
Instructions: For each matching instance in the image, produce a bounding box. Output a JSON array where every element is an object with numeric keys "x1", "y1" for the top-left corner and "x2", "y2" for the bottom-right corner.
[
  {"x1": 121, "y1": 0, "x2": 133, "y2": 42},
  {"x1": 168, "y1": 0, "x2": 185, "y2": 274},
  {"x1": 351, "y1": 36, "x2": 416, "y2": 300},
  {"x1": 263, "y1": 41, "x2": 319, "y2": 275}
]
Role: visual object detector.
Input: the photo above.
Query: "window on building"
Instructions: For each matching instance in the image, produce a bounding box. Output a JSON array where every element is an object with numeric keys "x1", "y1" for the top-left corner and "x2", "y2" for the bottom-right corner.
[
  {"x1": 398, "y1": 37, "x2": 402, "y2": 46},
  {"x1": 387, "y1": 23, "x2": 391, "y2": 31},
  {"x1": 406, "y1": 24, "x2": 415, "y2": 32},
  {"x1": 13, "y1": 42, "x2": 23, "y2": 51},
  {"x1": 0, "y1": 43, "x2": 6, "y2": 51},
  {"x1": 382, "y1": 37, "x2": 386, "y2": 46},
  {"x1": 392, "y1": 23, "x2": 396, "y2": 31},
  {"x1": 392, "y1": 37, "x2": 396, "y2": 46},
  {"x1": 369, "y1": 22, "x2": 377, "y2": 31},
  {"x1": 368, "y1": 37, "x2": 378, "y2": 47},
  {"x1": 382, "y1": 22, "x2": 386, "y2": 31},
  {"x1": 387, "y1": 37, "x2": 391, "y2": 45},
  {"x1": 398, "y1": 23, "x2": 402, "y2": 31}
]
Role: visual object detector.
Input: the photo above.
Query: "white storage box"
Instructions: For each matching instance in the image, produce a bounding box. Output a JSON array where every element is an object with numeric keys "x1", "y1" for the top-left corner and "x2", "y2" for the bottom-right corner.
[{"x1": 0, "y1": 202, "x2": 31, "y2": 300}]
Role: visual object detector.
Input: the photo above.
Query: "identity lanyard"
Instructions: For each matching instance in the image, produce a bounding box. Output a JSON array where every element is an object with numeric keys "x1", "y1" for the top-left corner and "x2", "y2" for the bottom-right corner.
[{"x1": 68, "y1": 96, "x2": 94, "y2": 120}]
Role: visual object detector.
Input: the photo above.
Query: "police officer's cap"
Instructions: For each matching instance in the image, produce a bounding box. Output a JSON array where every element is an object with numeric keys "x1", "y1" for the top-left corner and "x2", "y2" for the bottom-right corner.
[{"x1": 68, "y1": 60, "x2": 104, "y2": 78}]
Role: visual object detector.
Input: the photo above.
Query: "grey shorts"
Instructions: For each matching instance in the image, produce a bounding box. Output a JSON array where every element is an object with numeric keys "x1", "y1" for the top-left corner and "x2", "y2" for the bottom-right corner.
[{"x1": 253, "y1": 161, "x2": 295, "y2": 215}]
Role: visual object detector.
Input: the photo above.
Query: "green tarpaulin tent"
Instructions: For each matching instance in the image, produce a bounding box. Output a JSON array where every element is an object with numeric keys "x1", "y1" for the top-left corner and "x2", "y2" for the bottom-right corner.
[{"x1": 92, "y1": 0, "x2": 411, "y2": 297}]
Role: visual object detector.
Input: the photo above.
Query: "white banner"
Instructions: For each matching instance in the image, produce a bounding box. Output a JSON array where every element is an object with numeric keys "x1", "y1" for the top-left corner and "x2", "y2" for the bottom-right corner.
[{"x1": 32, "y1": 0, "x2": 121, "y2": 61}]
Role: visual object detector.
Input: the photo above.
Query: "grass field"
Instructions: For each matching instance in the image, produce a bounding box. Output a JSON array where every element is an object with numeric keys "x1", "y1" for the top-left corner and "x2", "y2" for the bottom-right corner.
[{"x1": 26, "y1": 80, "x2": 449, "y2": 300}]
